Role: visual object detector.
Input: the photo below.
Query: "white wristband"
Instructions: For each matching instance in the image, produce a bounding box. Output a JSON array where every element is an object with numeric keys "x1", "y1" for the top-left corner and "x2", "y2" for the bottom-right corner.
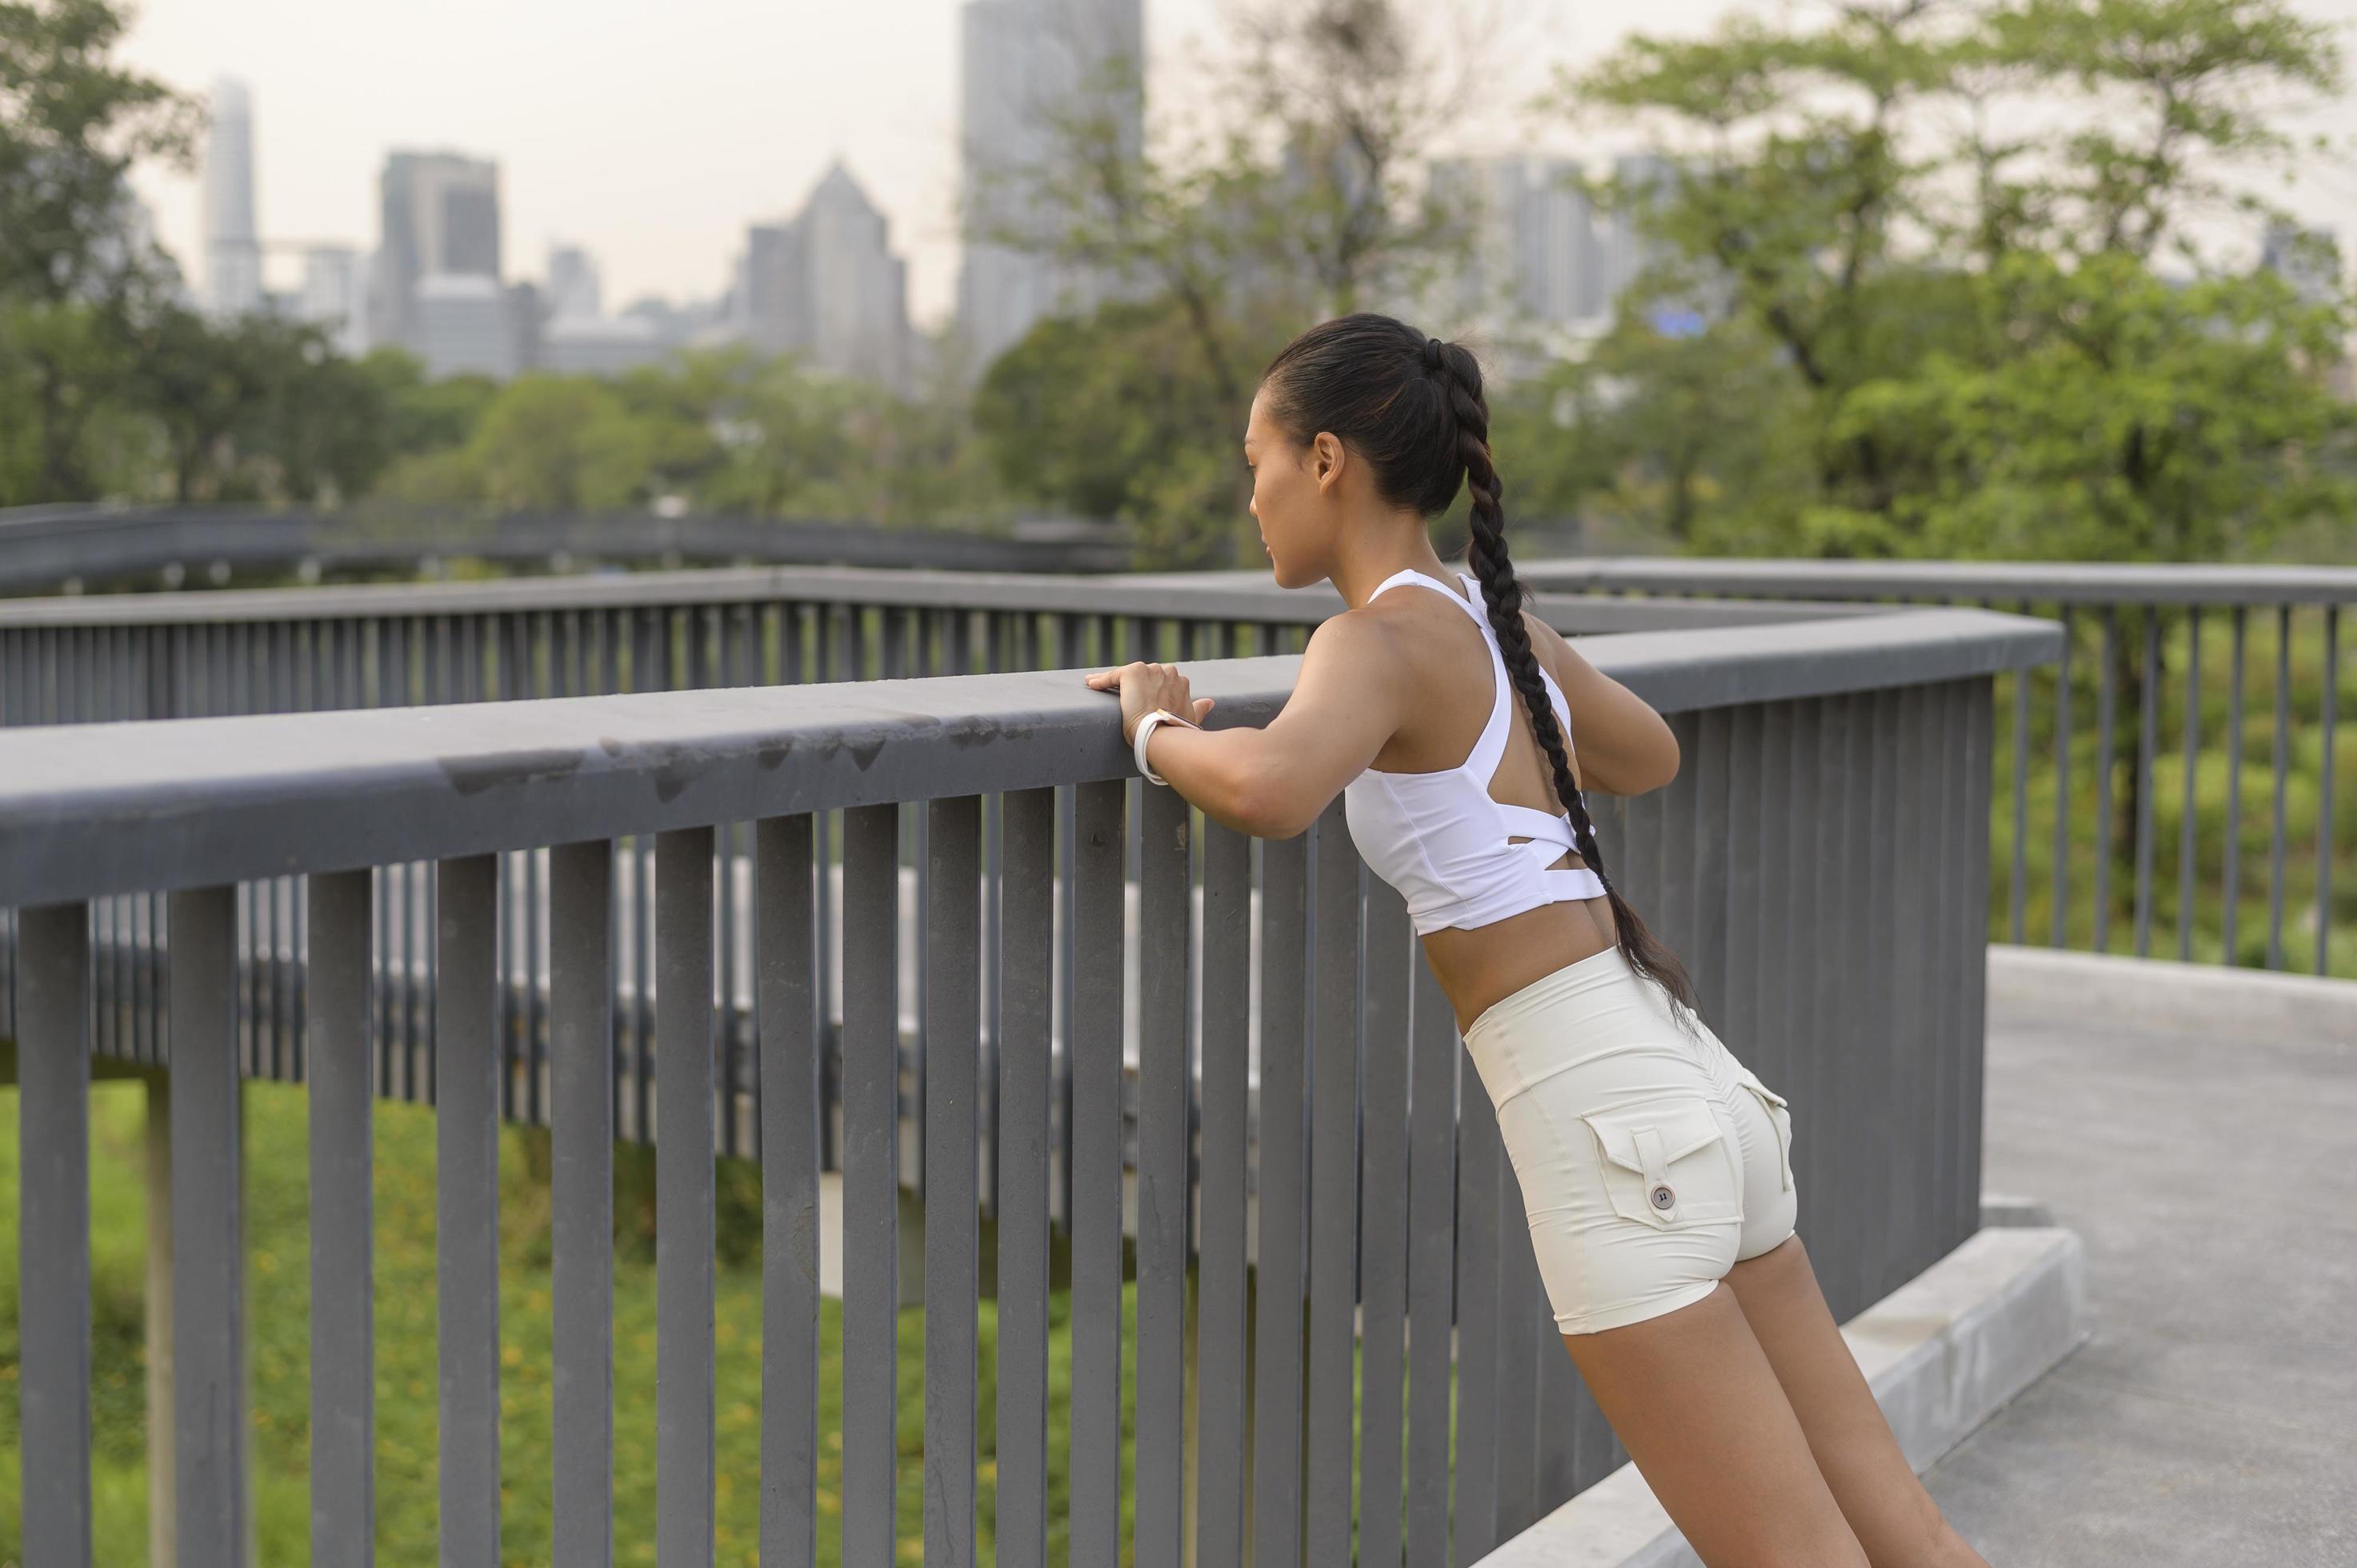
[{"x1": 1132, "y1": 707, "x2": 1199, "y2": 786}]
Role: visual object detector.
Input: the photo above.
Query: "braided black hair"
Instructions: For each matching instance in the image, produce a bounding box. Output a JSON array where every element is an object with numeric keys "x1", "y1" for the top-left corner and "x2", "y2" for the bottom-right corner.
[{"x1": 1260, "y1": 311, "x2": 1700, "y2": 1021}]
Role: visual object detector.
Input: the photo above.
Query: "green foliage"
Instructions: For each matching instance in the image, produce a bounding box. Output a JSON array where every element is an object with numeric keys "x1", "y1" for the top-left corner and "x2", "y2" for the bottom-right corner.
[
  {"x1": 974, "y1": 299, "x2": 1275, "y2": 564},
  {"x1": 467, "y1": 374, "x2": 656, "y2": 513},
  {"x1": 1543, "y1": 0, "x2": 2357, "y2": 561},
  {"x1": 962, "y1": 0, "x2": 1487, "y2": 563},
  {"x1": 0, "y1": 0, "x2": 198, "y2": 307}
]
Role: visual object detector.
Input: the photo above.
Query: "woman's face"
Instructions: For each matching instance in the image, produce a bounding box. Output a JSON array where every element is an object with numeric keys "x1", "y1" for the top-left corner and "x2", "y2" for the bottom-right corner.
[{"x1": 1243, "y1": 385, "x2": 1336, "y2": 590}]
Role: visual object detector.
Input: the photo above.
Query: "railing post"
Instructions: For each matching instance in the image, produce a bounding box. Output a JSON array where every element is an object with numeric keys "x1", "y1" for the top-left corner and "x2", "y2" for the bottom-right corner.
[
  {"x1": 19, "y1": 902, "x2": 94, "y2": 1567},
  {"x1": 146, "y1": 1072, "x2": 176, "y2": 1568},
  {"x1": 169, "y1": 884, "x2": 246, "y2": 1568}
]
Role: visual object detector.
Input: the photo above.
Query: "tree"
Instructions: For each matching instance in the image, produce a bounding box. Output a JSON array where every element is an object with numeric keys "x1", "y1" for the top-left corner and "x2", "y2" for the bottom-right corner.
[
  {"x1": 0, "y1": 0, "x2": 200, "y2": 500},
  {"x1": 462, "y1": 374, "x2": 655, "y2": 514},
  {"x1": 962, "y1": 0, "x2": 1537, "y2": 562},
  {"x1": 1543, "y1": 0, "x2": 2356, "y2": 562},
  {"x1": 974, "y1": 297, "x2": 1268, "y2": 564}
]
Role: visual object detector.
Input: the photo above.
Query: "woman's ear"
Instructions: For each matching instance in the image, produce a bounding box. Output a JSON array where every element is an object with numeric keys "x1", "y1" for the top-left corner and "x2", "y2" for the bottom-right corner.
[{"x1": 1313, "y1": 431, "x2": 1346, "y2": 495}]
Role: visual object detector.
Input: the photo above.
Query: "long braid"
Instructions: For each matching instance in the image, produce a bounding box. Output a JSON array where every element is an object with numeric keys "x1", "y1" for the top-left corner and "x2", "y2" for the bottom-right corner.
[{"x1": 1426, "y1": 338, "x2": 1703, "y2": 1022}]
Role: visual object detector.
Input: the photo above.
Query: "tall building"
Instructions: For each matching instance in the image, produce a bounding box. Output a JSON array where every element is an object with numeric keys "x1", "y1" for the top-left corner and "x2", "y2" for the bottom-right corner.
[
  {"x1": 202, "y1": 78, "x2": 263, "y2": 318},
  {"x1": 370, "y1": 150, "x2": 503, "y2": 359},
  {"x1": 1422, "y1": 155, "x2": 1600, "y2": 346},
  {"x1": 414, "y1": 272, "x2": 513, "y2": 380},
  {"x1": 546, "y1": 242, "x2": 602, "y2": 322},
  {"x1": 298, "y1": 244, "x2": 367, "y2": 357},
  {"x1": 738, "y1": 161, "x2": 913, "y2": 391},
  {"x1": 1591, "y1": 152, "x2": 1677, "y2": 315},
  {"x1": 2261, "y1": 218, "x2": 2341, "y2": 308},
  {"x1": 955, "y1": 0, "x2": 1145, "y2": 367}
]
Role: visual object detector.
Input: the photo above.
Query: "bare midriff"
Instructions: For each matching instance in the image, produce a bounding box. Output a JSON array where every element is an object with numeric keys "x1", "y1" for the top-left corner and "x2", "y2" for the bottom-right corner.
[{"x1": 1418, "y1": 850, "x2": 1619, "y2": 1039}]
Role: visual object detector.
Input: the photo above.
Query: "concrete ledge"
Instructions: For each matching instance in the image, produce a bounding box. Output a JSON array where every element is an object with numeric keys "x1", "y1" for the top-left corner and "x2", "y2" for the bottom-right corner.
[
  {"x1": 1987, "y1": 943, "x2": 2357, "y2": 1050},
  {"x1": 1480, "y1": 1225, "x2": 2091, "y2": 1567}
]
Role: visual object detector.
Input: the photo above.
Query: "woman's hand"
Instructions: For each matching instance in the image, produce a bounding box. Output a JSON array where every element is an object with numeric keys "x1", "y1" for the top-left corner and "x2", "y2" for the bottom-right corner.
[{"x1": 1082, "y1": 661, "x2": 1215, "y2": 746}]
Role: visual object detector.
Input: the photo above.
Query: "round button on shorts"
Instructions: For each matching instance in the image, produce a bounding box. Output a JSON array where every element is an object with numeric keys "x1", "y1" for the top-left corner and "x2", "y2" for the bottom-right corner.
[{"x1": 1461, "y1": 943, "x2": 1799, "y2": 1336}]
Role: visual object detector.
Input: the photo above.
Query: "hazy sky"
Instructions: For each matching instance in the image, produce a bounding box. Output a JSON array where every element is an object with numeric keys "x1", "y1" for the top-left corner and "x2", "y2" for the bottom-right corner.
[{"x1": 119, "y1": 0, "x2": 2357, "y2": 330}]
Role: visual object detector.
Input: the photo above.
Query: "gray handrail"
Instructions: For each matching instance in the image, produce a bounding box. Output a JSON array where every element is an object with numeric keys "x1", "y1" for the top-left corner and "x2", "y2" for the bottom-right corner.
[
  {"x1": 0, "y1": 606, "x2": 2057, "y2": 909},
  {"x1": 1518, "y1": 555, "x2": 2357, "y2": 605}
]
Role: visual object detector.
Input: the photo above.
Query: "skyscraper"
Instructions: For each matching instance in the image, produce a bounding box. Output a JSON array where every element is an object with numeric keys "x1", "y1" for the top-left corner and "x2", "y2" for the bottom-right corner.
[
  {"x1": 738, "y1": 161, "x2": 912, "y2": 392},
  {"x1": 202, "y1": 78, "x2": 263, "y2": 318},
  {"x1": 298, "y1": 245, "x2": 367, "y2": 358},
  {"x1": 414, "y1": 273, "x2": 513, "y2": 380},
  {"x1": 1591, "y1": 153, "x2": 1676, "y2": 316},
  {"x1": 546, "y1": 243, "x2": 602, "y2": 322},
  {"x1": 370, "y1": 150, "x2": 504, "y2": 358},
  {"x1": 955, "y1": 0, "x2": 1145, "y2": 368},
  {"x1": 1423, "y1": 154, "x2": 1602, "y2": 346}
]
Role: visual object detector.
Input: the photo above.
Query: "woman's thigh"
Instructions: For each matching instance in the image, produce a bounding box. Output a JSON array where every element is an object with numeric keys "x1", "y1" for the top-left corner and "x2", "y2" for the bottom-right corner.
[{"x1": 1560, "y1": 1282, "x2": 1869, "y2": 1568}]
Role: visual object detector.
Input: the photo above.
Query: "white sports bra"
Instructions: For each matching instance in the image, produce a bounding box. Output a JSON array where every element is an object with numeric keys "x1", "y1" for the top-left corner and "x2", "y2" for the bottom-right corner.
[{"x1": 1342, "y1": 567, "x2": 1609, "y2": 934}]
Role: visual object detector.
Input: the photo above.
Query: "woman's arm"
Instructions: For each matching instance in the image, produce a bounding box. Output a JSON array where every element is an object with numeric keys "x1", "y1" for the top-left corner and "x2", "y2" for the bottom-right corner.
[
  {"x1": 1523, "y1": 610, "x2": 1681, "y2": 796},
  {"x1": 1085, "y1": 612, "x2": 1411, "y2": 839}
]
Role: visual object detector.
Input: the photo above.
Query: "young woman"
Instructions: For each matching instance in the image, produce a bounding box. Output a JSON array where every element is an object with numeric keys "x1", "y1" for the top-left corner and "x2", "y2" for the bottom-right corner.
[{"x1": 1083, "y1": 314, "x2": 1991, "y2": 1567}]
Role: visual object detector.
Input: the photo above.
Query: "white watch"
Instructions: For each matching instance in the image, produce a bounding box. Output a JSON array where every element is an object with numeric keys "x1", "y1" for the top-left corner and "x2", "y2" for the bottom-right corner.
[{"x1": 1132, "y1": 707, "x2": 1199, "y2": 786}]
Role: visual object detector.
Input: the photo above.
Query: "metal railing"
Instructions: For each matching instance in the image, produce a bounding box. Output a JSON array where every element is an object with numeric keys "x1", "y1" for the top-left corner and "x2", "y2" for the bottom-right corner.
[
  {"x1": 0, "y1": 602, "x2": 2055, "y2": 1563},
  {"x1": 0, "y1": 502, "x2": 1136, "y2": 594},
  {"x1": 1519, "y1": 559, "x2": 2352, "y2": 979},
  {"x1": 0, "y1": 566, "x2": 1871, "y2": 1165}
]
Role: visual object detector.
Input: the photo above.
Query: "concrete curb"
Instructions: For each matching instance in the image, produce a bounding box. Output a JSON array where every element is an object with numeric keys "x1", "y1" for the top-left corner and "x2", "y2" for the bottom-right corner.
[
  {"x1": 1479, "y1": 1225, "x2": 2091, "y2": 1567},
  {"x1": 1987, "y1": 943, "x2": 2357, "y2": 1049}
]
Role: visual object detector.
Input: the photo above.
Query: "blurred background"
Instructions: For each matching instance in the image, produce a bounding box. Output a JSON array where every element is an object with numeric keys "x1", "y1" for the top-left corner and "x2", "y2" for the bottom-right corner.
[{"x1": 10, "y1": 0, "x2": 2357, "y2": 570}]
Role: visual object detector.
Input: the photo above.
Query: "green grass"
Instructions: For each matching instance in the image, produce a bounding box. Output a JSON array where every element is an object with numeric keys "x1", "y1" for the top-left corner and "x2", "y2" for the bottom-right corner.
[
  {"x1": 0, "y1": 1080, "x2": 1126, "y2": 1566},
  {"x1": 0, "y1": 1079, "x2": 1443, "y2": 1566}
]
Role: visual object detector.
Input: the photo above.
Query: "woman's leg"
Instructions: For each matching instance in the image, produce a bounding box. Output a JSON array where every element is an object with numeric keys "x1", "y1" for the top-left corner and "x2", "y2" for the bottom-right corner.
[
  {"x1": 1723, "y1": 1234, "x2": 1991, "y2": 1568},
  {"x1": 1559, "y1": 1282, "x2": 1871, "y2": 1568}
]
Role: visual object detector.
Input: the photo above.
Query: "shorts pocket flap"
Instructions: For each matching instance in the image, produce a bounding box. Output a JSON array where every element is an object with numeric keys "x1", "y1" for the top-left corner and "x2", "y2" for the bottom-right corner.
[{"x1": 1579, "y1": 1099, "x2": 1725, "y2": 1176}]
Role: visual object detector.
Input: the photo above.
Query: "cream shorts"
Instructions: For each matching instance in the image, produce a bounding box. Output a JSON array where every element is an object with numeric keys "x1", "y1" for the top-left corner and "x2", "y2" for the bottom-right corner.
[{"x1": 1461, "y1": 943, "x2": 1799, "y2": 1335}]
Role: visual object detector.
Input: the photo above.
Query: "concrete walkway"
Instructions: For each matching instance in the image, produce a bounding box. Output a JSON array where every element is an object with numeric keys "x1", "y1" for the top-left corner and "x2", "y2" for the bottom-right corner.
[{"x1": 1924, "y1": 997, "x2": 2356, "y2": 1563}]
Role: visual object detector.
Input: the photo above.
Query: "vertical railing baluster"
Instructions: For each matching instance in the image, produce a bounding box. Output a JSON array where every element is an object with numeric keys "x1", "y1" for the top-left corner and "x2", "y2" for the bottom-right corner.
[
  {"x1": 19, "y1": 902, "x2": 93, "y2": 1566},
  {"x1": 2316, "y1": 605, "x2": 2339, "y2": 976},
  {"x1": 758, "y1": 814, "x2": 822, "y2": 1568},
  {"x1": 1358, "y1": 874, "x2": 1414, "y2": 1568},
  {"x1": 2135, "y1": 607, "x2": 2159, "y2": 957},
  {"x1": 1134, "y1": 782, "x2": 1191, "y2": 1568},
  {"x1": 2223, "y1": 607, "x2": 2247, "y2": 963},
  {"x1": 1403, "y1": 944, "x2": 1460, "y2": 1565},
  {"x1": 841, "y1": 802, "x2": 900, "y2": 1562},
  {"x1": 993, "y1": 790, "x2": 1055, "y2": 1568},
  {"x1": 2269, "y1": 605, "x2": 2292, "y2": 969},
  {"x1": 1068, "y1": 779, "x2": 1126, "y2": 1567},
  {"x1": 922, "y1": 794, "x2": 982, "y2": 1568},
  {"x1": 656, "y1": 826, "x2": 717, "y2": 1563},
  {"x1": 1251, "y1": 824, "x2": 1310, "y2": 1568},
  {"x1": 2008, "y1": 602, "x2": 2031, "y2": 944},
  {"x1": 1451, "y1": 1053, "x2": 1504, "y2": 1565},
  {"x1": 2179, "y1": 606, "x2": 2203, "y2": 961},
  {"x1": 551, "y1": 841, "x2": 614, "y2": 1566},
  {"x1": 437, "y1": 854, "x2": 502, "y2": 1563},
  {"x1": 1193, "y1": 816, "x2": 1251, "y2": 1568},
  {"x1": 170, "y1": 884, "x2": 246, "y2": 1566},
  {"x1": 1306, "y1": 798, "x2": 1363, "y2": 1562},
  {"x1": 2094, "y1": 606, "x2": 2119, "y2": 952},
  {"x1": 310, "y1": 870, "x2": 374, "y2": 1566},
  {"x1": 2051, "y1": 606, "x2": 2074, "y2": 945}
]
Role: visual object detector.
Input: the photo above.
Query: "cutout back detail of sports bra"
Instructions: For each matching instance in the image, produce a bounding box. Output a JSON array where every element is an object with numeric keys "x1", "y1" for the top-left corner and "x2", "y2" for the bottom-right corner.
[{"x1": 1341, "y1": 567, "x2": 1610, "y2": 934}]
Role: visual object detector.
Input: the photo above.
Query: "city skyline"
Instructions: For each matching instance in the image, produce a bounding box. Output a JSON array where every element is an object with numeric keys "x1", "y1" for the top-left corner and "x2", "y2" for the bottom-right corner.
[
  {"x1": 115, "y1": 0, "x2": 1754, "y2": 331},
  {"x1": 123, "y1": 0, "x2": 2357, "y2": 334}
]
